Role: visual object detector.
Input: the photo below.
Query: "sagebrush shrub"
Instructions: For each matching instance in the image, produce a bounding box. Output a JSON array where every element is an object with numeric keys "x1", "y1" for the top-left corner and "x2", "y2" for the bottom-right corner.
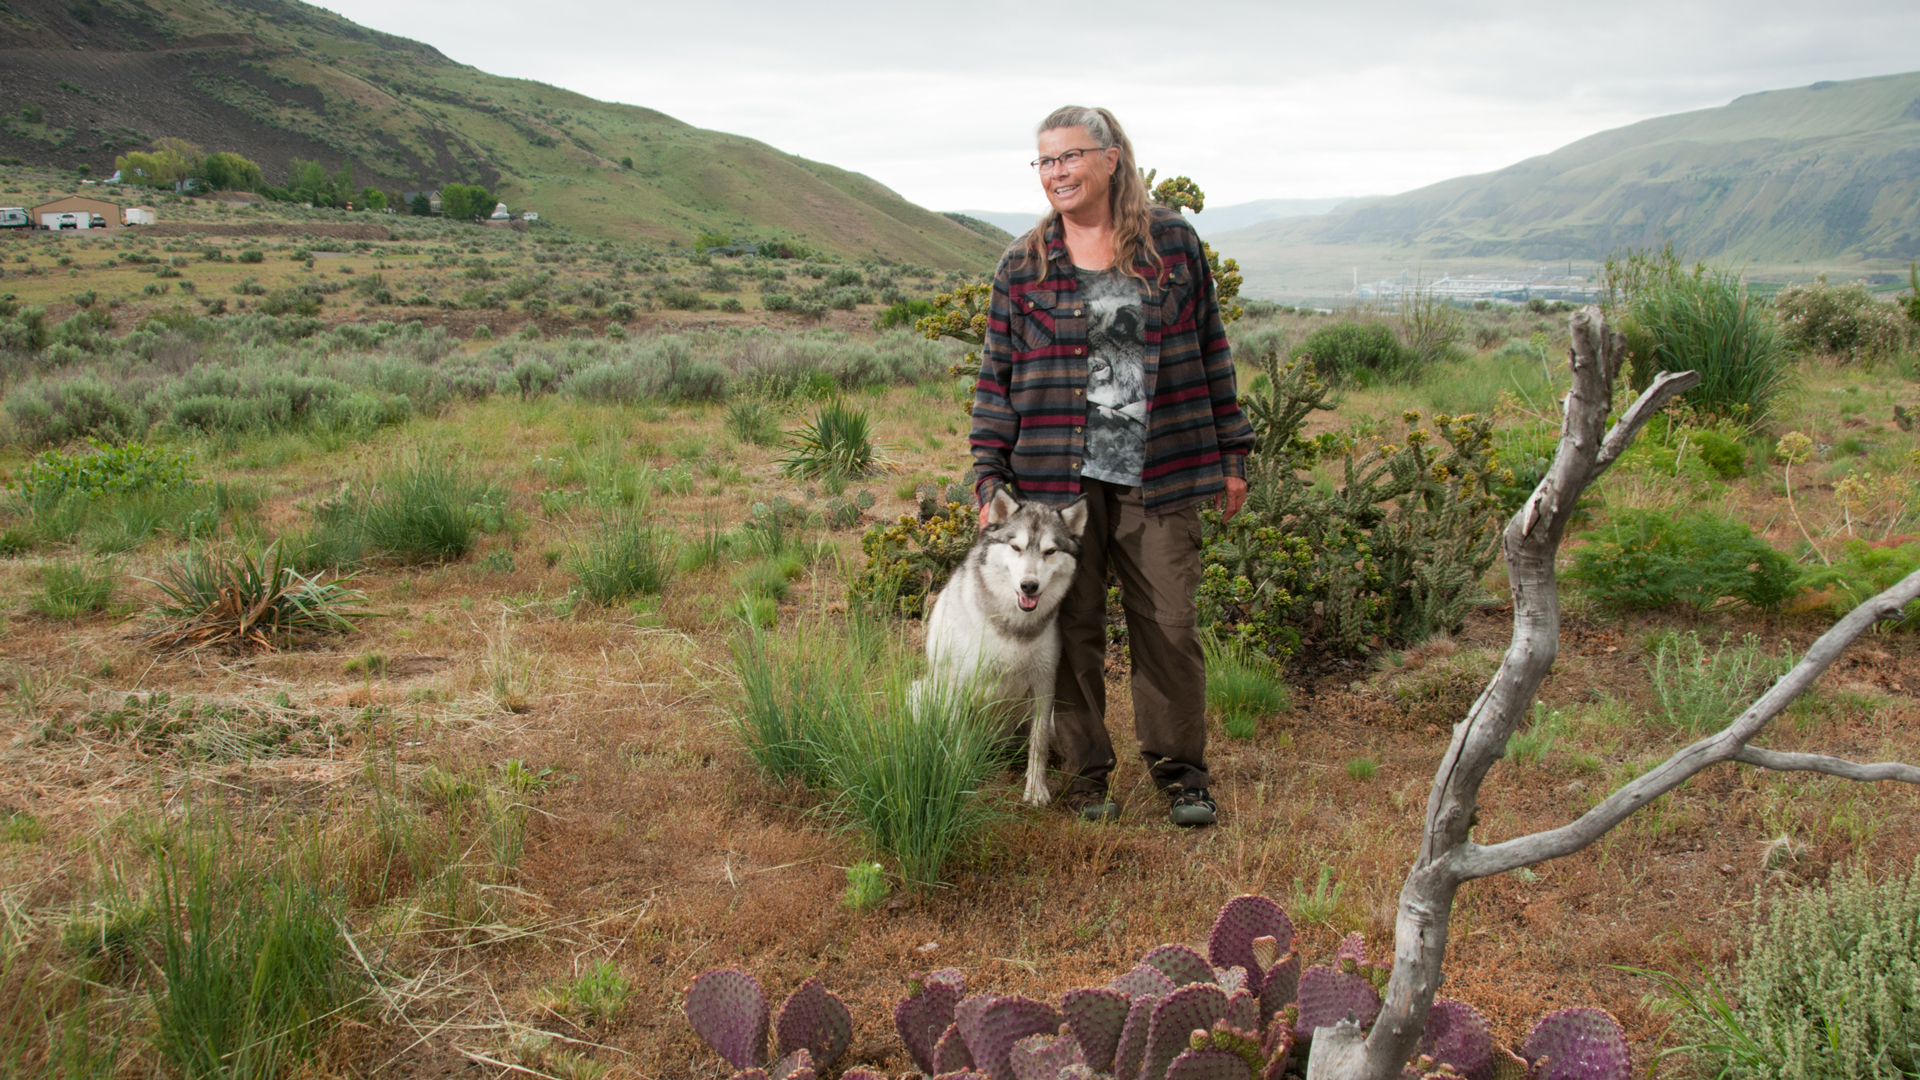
[
  {"x1": 1652, "y1": 861, "x2": 1920, "y2": 1079},
  {"x1": 1774, "y1": 276, "x2": 1911, "y2": 361},
  {"x1": 1568, "y1": 508, "x2": 1796, "y2": 611},
  {"x1": 1292, "y1": 320, "x2": 1418, "y2": 383}
]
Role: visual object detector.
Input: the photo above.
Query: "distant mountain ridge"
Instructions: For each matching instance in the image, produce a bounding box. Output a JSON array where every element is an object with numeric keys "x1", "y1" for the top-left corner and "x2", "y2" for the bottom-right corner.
[
  {"x1": 1222, "y1": 70, "x2": 1920, "y2": 267},
  {"x1": 954, "y1": 197, "x2": 1355, "y2": 245},
  {"x1": 0, "y1": 0, "x2": 1001, "y2": 267}
]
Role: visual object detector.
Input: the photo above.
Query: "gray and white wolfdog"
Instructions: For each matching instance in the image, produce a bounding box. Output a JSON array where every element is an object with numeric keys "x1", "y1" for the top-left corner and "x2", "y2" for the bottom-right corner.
[{"x1": 919, "y1": 488, "x2": 1090, "y2": 806}]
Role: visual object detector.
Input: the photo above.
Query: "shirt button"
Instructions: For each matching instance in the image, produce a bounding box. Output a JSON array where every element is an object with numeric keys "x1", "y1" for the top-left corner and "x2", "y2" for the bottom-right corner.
[
  {"x1": 1075, "y1": 426, "x2": 1083, "y2": 433},
  {"x1": 1073, "y1": 309, "x2": 1083, "y2": 315},
  {"x1": 1075, "y1": 347, "x2": 1083, "y2": 354},
  {"x1": 1072, "y1": 462, "x2": 1080, "y2": 470},
  {"x1": 1074, "y1": 389, "x2": 1083, "y2": 396}
]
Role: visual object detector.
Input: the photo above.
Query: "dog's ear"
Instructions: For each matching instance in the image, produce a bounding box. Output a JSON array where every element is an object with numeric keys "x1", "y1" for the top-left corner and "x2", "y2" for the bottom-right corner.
[
  {"x1": 1058, "y1": 495, "x2": 1090, "y2": 540},
  {"x1": 986, "y1": 486, "x2": 1020, "y2": 527}
]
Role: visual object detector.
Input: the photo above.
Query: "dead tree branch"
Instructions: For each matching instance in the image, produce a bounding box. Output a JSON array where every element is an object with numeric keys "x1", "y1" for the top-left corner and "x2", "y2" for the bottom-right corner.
[{"x1": 1312, "y1": 306, "x2": 1920, "y2": 1080}]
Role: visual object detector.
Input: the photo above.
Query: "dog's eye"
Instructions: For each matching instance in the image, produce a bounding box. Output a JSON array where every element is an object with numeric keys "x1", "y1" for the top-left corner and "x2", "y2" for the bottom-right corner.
[
  {"x1": 1041, "y1": 548, "x2": 1056, "y2": 556},
  {"x1": 1009, "y1": 544, "x2": 1025, "y2": 553}
]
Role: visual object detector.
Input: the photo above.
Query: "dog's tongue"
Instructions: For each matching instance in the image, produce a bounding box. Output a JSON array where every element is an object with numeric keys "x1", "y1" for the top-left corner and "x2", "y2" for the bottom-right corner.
[{"x1": 1017, "y1": 593, "x2": 1039, "y2": 611}]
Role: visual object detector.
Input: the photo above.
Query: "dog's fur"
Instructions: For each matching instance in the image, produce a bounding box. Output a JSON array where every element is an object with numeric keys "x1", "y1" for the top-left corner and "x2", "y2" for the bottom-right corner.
[{"x1": 920, "y1": 488, "x2": 1090, "y2": 806}]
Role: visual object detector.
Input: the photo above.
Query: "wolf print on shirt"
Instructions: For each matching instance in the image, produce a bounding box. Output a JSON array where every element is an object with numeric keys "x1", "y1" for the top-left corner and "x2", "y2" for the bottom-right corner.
[{"x1": 1079, "y1": 267, "x2": 1147, "y2": 487}]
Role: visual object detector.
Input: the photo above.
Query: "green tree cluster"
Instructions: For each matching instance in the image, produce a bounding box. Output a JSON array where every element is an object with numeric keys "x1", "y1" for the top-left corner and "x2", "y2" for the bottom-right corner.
[
  {"x1": 115, "y1": 138, "x2": 265, "y2": 193},
  {"x1": 439, "y1": 183, "x2": 495, "y2": 220}
]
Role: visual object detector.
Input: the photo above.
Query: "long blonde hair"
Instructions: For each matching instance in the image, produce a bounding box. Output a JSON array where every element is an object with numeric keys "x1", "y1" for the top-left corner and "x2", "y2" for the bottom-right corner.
[{"x1": 1023, "y1": 106, "x2": 1160, "y2": 282}]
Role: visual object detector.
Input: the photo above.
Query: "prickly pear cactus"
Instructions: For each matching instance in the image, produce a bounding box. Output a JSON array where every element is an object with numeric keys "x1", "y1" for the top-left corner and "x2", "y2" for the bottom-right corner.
[
  {"x1": 897, "y1": 968, "x2": 967, "y2": 1074},
  {"x1": 1059, "y1": 986, "x2": 1130, "y2": 1073},
  {"x1": 1140, "y1": 982, "x2": 1230, "y2": 1080},
  {"x1": 1207, "y1": 895, "x2": 1295, "y2": 996},
  {"x1": 1166, "y1": 1046, "x2": 1254, "y2": 1080},
  {"x1": 1258, "y1": 950, "x2": 1301, "y2": 1026},
  {"x1": 933, "y1": 1022, "x2": 976, "y2": 1075},
  {"x1": 767, "y1": 1048, "x2": 815, "y2": 1080},
  {"x1": 684, "y1": 968, "x2": 770, "y2": 1070},
  {"x1": 1520, "y1": 1008, "x2": 1630, "y2": 1080},
  {"x1": 839, "y1": 1069, "x2": 887, "y2": 1080},
  {"x1": 1008, "y1": 1026, "x2": 1085, "y2": 1080},
  {"x1": 1112, "y1": 961, "x2": 1180, "y2": 999},
  {"x1": 1141, "y1": 943, "x2": 1216, "y2": 989},
  {"x1": 1293, "y1": 965, "x2": 1382, "y2": 1041},
  {"x1": 1417, "y1": 998, "x2": 1494, "y2": 1080},
  {"x1": 1112, "y1": 994, "x2": 1160, "y2": 1080},
  {"x1": 774, "y1": 977, "x2": 851, "y2": 1068},
  {"x1": 954, "y1": 994, "x2": 1062, "y2": 1080}
]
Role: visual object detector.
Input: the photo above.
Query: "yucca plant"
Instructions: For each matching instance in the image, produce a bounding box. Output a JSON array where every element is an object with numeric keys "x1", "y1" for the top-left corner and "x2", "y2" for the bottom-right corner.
[
  {"x1": 141, "y1": 542, "x2": 369, "y2": 651},
  {"x1": 1631, "y1": 268, "x2": 1790, "y2": 422},
  {"x1": 778, "y1": 399, "x2": 884, "y2": 479}
]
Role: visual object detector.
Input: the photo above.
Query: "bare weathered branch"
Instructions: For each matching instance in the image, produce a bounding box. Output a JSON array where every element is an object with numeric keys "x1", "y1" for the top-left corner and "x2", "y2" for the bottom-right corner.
[
  {"x1": 1453, "y1": 563, "x2": 1920, "y2": 881},
  {"x1": 1734, "y1": 746, "x2": 1920, "y2": 784},
  {"x1": 1339, "y1": 304, "x2": 1920, "y2": 1080}
]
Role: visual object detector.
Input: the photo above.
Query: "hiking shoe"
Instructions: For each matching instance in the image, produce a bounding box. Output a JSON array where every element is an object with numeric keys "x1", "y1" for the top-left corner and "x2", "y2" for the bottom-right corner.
[
  {"x1": 1060, "y1": 787, "x2": 1120, "y2": 822},
  {"x1": 1168, "y1": 787, "x2": 1217, "y2": 827}
]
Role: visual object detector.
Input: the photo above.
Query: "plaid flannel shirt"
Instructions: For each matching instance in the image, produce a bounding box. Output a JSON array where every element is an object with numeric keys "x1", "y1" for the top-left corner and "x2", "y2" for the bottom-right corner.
[{"x1": 970, "y1": 206, "x2": 1254, "y2": 516}]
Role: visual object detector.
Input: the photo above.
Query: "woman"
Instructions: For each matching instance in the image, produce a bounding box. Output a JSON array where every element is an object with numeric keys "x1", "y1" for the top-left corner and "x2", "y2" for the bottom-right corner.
[{"x1": 970, "y1": 105, "x2": 1254, "y2": 826}]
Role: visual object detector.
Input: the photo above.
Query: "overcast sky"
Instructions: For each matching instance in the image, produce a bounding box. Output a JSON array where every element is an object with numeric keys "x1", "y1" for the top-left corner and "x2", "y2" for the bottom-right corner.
[{"x1": 320, "y1": 0, "x2": 1918, "y2": 215}]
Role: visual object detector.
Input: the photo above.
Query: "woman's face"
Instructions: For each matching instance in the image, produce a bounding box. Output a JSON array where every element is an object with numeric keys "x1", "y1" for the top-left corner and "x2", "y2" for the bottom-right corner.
[{"x1": 1037, "y1": 125, "x2": 1118, "y2": 218}]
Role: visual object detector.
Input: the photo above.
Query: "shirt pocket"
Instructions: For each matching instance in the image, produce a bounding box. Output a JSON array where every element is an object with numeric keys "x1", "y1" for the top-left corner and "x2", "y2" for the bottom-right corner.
[
  {"x1": 1159, "y1": 262, "x2": 1194, "y2": 322},
  {"x1": 1012, "y1": 289, "x2": 1059, "y2": 354}
]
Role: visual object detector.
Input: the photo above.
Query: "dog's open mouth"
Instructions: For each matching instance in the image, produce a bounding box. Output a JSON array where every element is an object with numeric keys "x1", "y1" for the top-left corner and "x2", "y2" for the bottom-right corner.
[{"x1": 1016, "y1": 593, "x2": 1039, "y2": 612}]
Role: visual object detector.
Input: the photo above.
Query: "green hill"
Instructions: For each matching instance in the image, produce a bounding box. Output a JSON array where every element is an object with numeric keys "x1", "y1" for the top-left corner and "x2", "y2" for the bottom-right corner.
[
  {"x1": 0, "y1": 0, "x2": 1001, "y2": 268},
  {"x1": 1215, "y1": 70, "x2": 1920, "y2": 295}
]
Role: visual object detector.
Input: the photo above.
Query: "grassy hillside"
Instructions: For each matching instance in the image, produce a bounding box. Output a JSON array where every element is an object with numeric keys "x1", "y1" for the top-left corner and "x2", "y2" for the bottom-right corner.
[
  {"x1": 0, "y1": 0, "x2": 1001, "y2": 268},
  {"x1": 1215, "y1": 70, "x2": 1920, "y2": 296}
]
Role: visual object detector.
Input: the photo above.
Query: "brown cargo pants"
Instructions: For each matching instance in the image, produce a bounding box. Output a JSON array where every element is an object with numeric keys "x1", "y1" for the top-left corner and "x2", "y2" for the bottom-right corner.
[{"x1": 1053, "y1": 477, "x2": 1210, "y2": 796}]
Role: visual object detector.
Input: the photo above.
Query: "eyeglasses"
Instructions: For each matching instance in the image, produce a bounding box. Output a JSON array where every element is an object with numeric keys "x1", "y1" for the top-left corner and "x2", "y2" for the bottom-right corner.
[{"x1": 1029, "y1": 147, "x2": 1104, "y2": 172}]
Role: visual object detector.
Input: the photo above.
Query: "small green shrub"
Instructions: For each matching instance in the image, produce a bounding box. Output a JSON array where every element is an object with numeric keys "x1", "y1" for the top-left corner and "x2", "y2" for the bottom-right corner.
[
  {"x1": 874, "y1": 298, "x2": 935, "y2": 331},
  {"x1": 841, "y1": 862, "x2": 890, "y2": 910},
  {"x1": 571, "y1": 511, "x2": 674, "y2": 605},
  {"x1": 16, "y1": 439, "x2": 198, "y2": 508},
  {"x1": 1799, "y1": 539, "x2": 1920, "y2": 628},
  {"x1": 1504, "y1": 702, "x2": 1565, "y2": 764},
  {"x1": 142, "y1": 542, "x2": 368, "y2": 651},
  {"x1": 1203, "y1": 634, "x2": 1290, "y2": 740},
  {"x1": 1344, "y1": 756, "x2": 1377, "y2": 780},
  {"x1": 1568, "y1": 508, "x2": 1796, "y2": 612},
  {"x1": 1641, "y1": 860, "x2": 1920, "y2": 1080},
  {"x1": 32, "y1": 559, "x2": 116, "y2": 618},
  {"x1": 779, "y1": 398, "x2": 882, "y2": 478},
  {"x1": 1647, "y1": 630, "x2": 1792, "y2": 734},
  {"x1": 1292, "y1": 320, "x2": 1418, "y2": 383},
  {"x1": 537, "y1": 960, "x2": 632, "y2": 1025}
]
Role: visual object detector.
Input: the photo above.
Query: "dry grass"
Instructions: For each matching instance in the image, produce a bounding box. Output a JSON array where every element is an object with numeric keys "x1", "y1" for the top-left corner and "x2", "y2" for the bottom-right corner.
[{"x1": 0, "y1": 338, "x2": 1918, "y2": 1078}]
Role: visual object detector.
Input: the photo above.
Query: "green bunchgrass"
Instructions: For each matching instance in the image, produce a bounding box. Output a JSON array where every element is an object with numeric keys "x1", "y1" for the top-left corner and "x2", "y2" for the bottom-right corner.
[
  {"x1": 534, "y1": 960, "x2": 632, "y2": 1025},
  {"x1": 1505, "y1": 702, "x2": 1567, "y2": 765},
  {"x1": 1204, "y1": 634, "x2": 1290, "y2": 740},
  {"x1": 357, "y1": 459, "x2": 492, "y2": 563},
  {"x1": 814, "y1": 669, "x2": 1005, "y2": 887},
  {"x1": 571, "y1": 510, "x2": 675, "y2": 605},
  {"x1": 724, "y1": 399, "x2": 782, "y2": 445},
  {"x1": 1344, "y1": 756, "x2": 1378, "y2": 781},
  {"x1": 1632, "y1": 268, "x2": 1792, "y2": 422},
  {"x1": 0, "y1": 808, "x2": 43, "y2": 844},
  {"x1": 141, "y1": 542, "x2": 368, "y2": 651},
  {"x1": 778, "y1": 398, "x2": 884, "y2": 479},
  {"x1": 32, "y1": 559, "x2": 117, "y2": 618},
  {"x1": 1647, "y1": 630, "x2": 1791, "y2": 734},
  {"x1": 150, "y1": 815, "x2": 362, "y2": 1080},
  {"x1": 729, "y1": 619, "x2": 853, "y2": 784}
]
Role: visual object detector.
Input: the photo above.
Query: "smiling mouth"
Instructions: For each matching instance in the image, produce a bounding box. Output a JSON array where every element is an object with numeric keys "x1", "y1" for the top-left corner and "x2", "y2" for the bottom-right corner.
[
  {"x1": 1051, "y1": 182, "x2": 1080, "y2": 200},
  {"x1": 1016, "y1": 593, "x2": 1039, "y2": 612}
]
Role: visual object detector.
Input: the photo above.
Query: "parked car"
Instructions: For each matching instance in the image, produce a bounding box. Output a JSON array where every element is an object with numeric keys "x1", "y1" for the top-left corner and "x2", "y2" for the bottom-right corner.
[
  {"x1": 0, "y1": 208, "x2": 27, "y2": 229},
  {"x1": 55, "y1": 213, "x2": 80, "y2": 230}
]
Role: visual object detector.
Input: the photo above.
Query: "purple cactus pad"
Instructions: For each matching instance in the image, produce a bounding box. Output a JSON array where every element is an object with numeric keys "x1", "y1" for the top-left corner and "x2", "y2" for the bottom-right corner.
[
  {"x1": 684, "y1": 968, "x2": 770, "y2": 1070},
  {"x1": 1258, "y1": 951, "x2": 1300, "y2": 1026},
  {"x1": 1112, "y1": 993, "x2": 1160, "y2": 1080},
  {"x1": 933, "y1": 1022, "x2": 975, "y2": 1075},
  {"x1": 774, "y1": 978, "x2": 851, "y2": 1068},
  {"x1": 1008, "y1": 1027, "x2": 1085, "y2": 1080},
  {"x1": 1417, "y1": 998, "x2": 1494, "y2": 1080},
  {"x1": 1293, "y1": 966, "x2": 1381, "y2": 1042},
  {"x1": 1521, "y1": 1008, "x2": 1630, "y2": 1080},
  {"x1": 1334, "y1": 932, "x2": 1367, "y2": 966},
  {"x1": 897, "y1": 968, "x2": 967, "y2": 1074},
  {"x1": 1224, "y1": 988, "x2": 1259, "y2": 1034},
  {"x1": 1165, "y1": 1046, "x2": 1254, "y2": 1080},
  {"x1": 1206, "y1": 895, "x2": 1294, "y2": 996},
  {"x1": 1260, "y1": 1018, "x2": 1296, "y2": 1080},
  {"x1": 1214, "y1": 967, "x2": 1249, "y2": 995},
  {"x1": 768, "y1": 1048, "x2": 814, "y2": 1080},
  {"x1": 1060, "y1": 986, "x2": 1131, "y2": 1073},
  {"x1": 1111, "y1": 962, "x2": 1179, "y2": 999},
  {"x1": 954, "y1": 994, "x2": 1062, "y2": 1080},
  {"x1": 1141, "y1": 943, "x2": 1216, "y2": 989},
  {"x1": 931, "y1": 1071, "x2": 994, "y2": 1080},
  {"x1": 1140, "y1": 982, "x2": 1230, "y2": 1080},
  {"x1": 839, "y1": 1071, "x2": 887, "y2": 1080}
]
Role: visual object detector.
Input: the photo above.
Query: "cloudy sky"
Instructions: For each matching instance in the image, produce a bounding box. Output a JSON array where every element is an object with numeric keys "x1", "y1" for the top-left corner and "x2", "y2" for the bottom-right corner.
[{"x1": 322, "y1": 0, "x2": 1918, "y2": 215}]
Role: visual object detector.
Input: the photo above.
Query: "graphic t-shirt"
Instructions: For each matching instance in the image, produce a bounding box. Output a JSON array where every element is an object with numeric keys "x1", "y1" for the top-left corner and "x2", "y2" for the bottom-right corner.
[{"x1": 1077, "y1": 265, "x2": 1147, "y2": 487}]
